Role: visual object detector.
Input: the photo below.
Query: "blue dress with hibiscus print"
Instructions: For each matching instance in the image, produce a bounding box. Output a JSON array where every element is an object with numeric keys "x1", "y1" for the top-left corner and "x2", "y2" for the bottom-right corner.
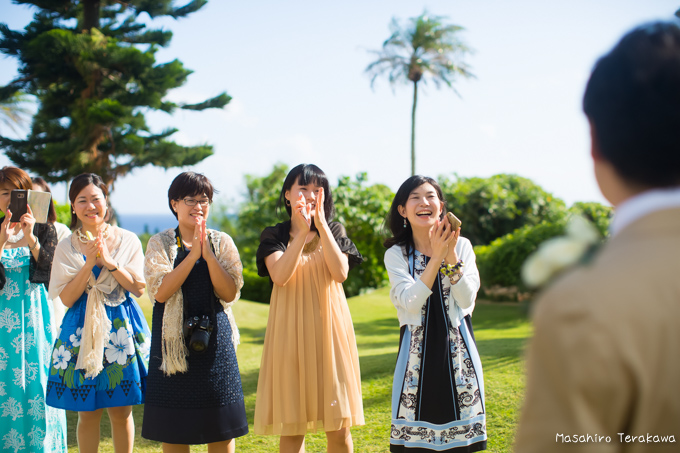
[
  {"x1": 45, "y1": 266, "x2": 151, "y2": 410},
  {"x1": 0, "y1": 247, "x2": 67, "y2": 453}
]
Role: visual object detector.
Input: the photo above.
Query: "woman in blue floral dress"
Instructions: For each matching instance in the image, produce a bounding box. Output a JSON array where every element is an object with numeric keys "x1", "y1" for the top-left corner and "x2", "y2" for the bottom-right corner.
[
  {"x1": 45, "y1": 173, "x2": 150, "y2": 453},
  {"x1": 0, "y1": 166, "x2": 67, "y2": 453}
]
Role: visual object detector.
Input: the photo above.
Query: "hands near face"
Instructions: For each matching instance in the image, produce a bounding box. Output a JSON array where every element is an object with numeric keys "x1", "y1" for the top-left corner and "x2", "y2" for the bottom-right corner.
[
  {"x1": 292, "y1": 193, "x2": 312, "y2": 233},
  {"x1": 429, "y1": 216, "x2": 461, "y2": 262},
  {"x1": 1, "y1": 207, "x2": 39, "y2": 250},
  {"x1": 189, "y1": 215, "x2": 213, "y2": 260},
  {"x1": 0, "y1": 208, "x2": 15, "y2": 248},
  {"x1": 312, "y1": 187, "x2": 328, "y2": 230},
  {"x1": 20, "y1": 205, "x2": 36, "y2": 240}
]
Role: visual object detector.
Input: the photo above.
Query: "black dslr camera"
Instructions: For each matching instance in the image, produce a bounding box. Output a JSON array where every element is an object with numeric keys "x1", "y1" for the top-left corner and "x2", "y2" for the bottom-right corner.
[{"x1": 183, "y1": 315, "x2": 213, "y2": 353}]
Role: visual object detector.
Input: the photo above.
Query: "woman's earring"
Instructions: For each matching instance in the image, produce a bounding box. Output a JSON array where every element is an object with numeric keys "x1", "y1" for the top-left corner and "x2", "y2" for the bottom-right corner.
[
  {"x1": 285, "y1": 199, "x2": 291, "y2": 206},
  {"x1": 403, "y1": 218, "x2": 407, "y2": 228}
]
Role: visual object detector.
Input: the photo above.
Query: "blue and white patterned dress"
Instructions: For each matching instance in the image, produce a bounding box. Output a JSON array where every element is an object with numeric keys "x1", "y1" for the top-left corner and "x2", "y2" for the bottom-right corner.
[
  {"x1": 45, "y1": 265, "x2": 151, "y2": 410},
  {"x1": 390, "y1": 250, "x2": 486, "y2": 452},
  {"x1": 0, "y1": 247, "x2": 67, "y2": 453},
  {"x1": 44, "y1": 229, "x2": 151, "y2": 411}
]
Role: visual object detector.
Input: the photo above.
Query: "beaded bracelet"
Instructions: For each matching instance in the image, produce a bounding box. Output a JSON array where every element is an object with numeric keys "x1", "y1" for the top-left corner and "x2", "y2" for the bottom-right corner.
[{"x1": 440, "y1": 260, "x2": 464, "y2": 277}]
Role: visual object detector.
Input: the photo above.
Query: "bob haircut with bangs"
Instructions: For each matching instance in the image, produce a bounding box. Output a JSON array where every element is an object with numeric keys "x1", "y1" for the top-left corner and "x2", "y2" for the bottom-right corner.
[{"x1": 167, "y1": 172, "x2": 216, "y2": 219}]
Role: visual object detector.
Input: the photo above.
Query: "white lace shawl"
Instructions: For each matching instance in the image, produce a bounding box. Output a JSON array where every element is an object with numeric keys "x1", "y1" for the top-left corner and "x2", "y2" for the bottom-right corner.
[
  {"x1": 144, "y1": 228, "x2": 243, "y2": 375},
  {"x1": 49, "y1": 227, "x2": 145, "y2": 378}
]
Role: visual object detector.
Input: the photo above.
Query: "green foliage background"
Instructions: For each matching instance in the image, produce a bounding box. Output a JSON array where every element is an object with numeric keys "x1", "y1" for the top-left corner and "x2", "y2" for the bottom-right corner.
[
  {"x1": 439, "y1": 174, "x2": 567, "y2": 246},
  {"x1": 220, "y1": 164, "x2": 395, "y2": 302},
  {"x1": 206, "y1": 167, "x2": 613, "y2": 302}
]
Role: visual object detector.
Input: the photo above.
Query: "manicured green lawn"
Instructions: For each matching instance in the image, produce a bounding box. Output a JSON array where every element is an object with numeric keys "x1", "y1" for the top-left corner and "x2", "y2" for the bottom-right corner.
[{"x1": 65, "y1": 288, "x2": 531, "y2": 452}]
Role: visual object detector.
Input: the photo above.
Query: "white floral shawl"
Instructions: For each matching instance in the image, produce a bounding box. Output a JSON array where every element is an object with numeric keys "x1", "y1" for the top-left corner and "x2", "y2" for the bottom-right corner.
[
  {"x1": 144, "y1": 228, "x2": 243, "y2": 376},
  {"x1": 49, "y1": 227, "x2": 145, "y2": 378}
]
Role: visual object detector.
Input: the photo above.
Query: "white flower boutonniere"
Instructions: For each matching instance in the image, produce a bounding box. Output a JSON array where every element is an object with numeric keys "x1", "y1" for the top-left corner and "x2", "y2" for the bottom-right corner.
[{"x1": 522, "y1": 216, "x2": 601, "y2": 288}]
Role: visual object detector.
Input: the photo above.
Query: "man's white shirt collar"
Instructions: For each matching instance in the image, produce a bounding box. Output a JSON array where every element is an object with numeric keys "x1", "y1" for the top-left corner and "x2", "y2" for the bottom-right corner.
[{"x1": 610, "y1": 186, "x2": 680, "y2": 236}]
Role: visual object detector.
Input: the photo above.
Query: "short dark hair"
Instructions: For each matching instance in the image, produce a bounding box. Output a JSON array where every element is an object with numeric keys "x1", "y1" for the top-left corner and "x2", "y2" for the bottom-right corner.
[
  {"x1": 277, "y1": 164, "x2": 335, "y2": 222},
  {"x1": 68, "y1": 173, "x2": 109, "y2": 229},
  {"x1": 583, "y1": 21, "x2": 680, "y2": 188},
  {"x1": 167, "y1": 172, "x2": 216, "y2": 219},
  {"x1": 383, "y1": 175, "x2": 446, "y2": 252},
  {"x1": 31, "y1": 176, "x2": 57, "y2": 223}
]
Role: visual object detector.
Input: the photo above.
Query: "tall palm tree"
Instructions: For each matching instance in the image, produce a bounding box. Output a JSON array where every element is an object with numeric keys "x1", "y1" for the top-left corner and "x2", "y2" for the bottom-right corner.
[
  {"x1": 366, "y1": 11, "x2": 474, "y2": 176},
  {"x1": 0, "y1": 91, "x2": 31, "y2": 135}
]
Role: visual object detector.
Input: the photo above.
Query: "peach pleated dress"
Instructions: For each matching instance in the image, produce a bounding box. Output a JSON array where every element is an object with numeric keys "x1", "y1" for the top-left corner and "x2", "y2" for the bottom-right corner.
[{"x1": 254, "y1": 222, "x2": 365, "y2": 436}]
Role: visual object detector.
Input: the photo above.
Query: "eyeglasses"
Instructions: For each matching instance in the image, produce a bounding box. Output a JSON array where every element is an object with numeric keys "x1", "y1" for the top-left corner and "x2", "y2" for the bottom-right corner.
[{"x1": 182, "y1": 198, "x2": 211, "y2": 207}]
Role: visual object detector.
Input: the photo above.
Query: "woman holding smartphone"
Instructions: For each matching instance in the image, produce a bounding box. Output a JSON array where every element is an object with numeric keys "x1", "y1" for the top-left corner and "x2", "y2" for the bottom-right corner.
[
  {"x1": 384, "y1": 175, "x2": 486, "y2": 452},
  {"x1": 0, "y1": 166, "x2": 67, "y2": 452},
  {"x1": 45, "y1": 173, "x2": 150, "y2": 453}
]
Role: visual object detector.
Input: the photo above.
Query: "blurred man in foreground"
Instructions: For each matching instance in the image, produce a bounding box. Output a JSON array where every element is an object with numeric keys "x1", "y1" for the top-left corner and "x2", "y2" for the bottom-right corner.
[{"x1": 515, "y1": 21, "x2": 680, "y2": 453}]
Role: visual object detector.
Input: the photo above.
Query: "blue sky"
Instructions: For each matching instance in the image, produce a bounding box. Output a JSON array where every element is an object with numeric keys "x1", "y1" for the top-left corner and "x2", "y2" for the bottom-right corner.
[{"x1": 1, "y1": 0, "x2": 678, "y2": 214}]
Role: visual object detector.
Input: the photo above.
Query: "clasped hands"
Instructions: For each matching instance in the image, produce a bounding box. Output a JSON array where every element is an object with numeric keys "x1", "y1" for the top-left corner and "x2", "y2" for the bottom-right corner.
[
  {"x1": 186, "y1": 215, "x2": 214, "y2": 261},
  {"x1": 429, "y1": 215, "x2": 461, "y2": 264}
]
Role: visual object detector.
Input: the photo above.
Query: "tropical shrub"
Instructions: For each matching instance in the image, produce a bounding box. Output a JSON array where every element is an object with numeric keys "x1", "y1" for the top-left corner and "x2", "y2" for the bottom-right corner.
[
  {"x1": 333, "y1": 173, "x2": 394, "y2": 296},
  {"x1": 439, "y1": 174, "x2": 567, "y2": 246},
  {"x1": 474, "y1": 219, "x2": 568, "y2": 289}
]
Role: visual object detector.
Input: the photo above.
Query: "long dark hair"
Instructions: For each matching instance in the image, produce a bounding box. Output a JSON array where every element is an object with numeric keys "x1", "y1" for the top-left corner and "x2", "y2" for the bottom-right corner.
[
  {"x1": 383, "y1": 175, "x2": 447, "y2": 253},
  {"x1": 68, "y1": 173, "x2": 109, "y2": 229},
  {"x1": 277, "y1": 164, "x2": 335, "y2": 224}
]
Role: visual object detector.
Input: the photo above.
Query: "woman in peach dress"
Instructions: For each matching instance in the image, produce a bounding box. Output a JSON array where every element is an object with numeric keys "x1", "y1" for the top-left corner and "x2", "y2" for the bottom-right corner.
[{"x1": 254, "y1": 164, "x2": 364, "y2": 453}]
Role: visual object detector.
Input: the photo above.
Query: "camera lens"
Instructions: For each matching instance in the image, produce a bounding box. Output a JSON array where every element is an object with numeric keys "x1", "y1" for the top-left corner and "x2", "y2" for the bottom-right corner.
[{"x1": 189, "y1": 330, "x2": 210, "y2": 352}]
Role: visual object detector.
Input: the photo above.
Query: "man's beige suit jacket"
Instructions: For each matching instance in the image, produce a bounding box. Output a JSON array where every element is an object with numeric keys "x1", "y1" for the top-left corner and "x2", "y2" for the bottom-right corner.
[{"x1": 515, "y1": 208, "x2": 680, "y2": 452}]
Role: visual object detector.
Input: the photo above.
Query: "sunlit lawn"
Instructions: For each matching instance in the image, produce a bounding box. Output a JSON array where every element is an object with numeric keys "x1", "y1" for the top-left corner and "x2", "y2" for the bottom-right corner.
[{"x1": 65, "y1": 288, "x2": 531, "y2": 452}]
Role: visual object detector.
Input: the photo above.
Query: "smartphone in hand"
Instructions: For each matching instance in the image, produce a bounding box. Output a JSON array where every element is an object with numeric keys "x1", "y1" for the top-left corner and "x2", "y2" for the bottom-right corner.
[
  {"x1": 446, "y1": 212, "x2": 462, "y2": 230},
  {"x1": 10, "y1": 190, "x2": 28, "y2": 222}
]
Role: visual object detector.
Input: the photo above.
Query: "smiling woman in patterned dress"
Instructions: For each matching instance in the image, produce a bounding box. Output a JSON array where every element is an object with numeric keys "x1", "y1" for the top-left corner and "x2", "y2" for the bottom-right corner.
[
  {"x1": 45, "y1": 173, "x2": 150, "y2": 453},
  {"x1": 384, "y1": 175, "x2": 486, "y2": 453}
]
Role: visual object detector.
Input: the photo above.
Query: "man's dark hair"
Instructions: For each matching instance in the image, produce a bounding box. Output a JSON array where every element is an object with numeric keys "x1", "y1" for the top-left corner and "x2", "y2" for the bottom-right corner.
[{"x1": 583, "y1": 21, "x2": 680, "y2": 187}]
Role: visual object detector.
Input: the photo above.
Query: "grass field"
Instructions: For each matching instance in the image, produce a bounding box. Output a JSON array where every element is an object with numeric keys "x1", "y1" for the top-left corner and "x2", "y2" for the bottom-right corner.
[{"x1": 64, "y1": 288, "x2": 532, "y2": 452}]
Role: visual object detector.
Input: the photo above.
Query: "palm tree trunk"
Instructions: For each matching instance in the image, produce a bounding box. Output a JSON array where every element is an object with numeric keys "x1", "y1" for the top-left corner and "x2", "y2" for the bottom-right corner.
[{"x1": 410, "y1": 80, "x2": 418, "y2": 176}]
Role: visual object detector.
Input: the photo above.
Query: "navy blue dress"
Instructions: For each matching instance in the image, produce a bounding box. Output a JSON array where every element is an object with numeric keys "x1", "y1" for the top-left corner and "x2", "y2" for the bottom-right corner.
[{"x1": 142, "y1": 249, "x2": 248, "y2": 444}]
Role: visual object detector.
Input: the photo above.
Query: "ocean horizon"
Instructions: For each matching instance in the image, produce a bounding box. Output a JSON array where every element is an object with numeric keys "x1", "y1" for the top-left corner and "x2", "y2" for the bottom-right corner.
[
  {"x1": 116, "y1": 213, "x2": 232, "y2": 235},
  {"x1": 116, "y1": 213, "x2": 178, "y2": 235}
]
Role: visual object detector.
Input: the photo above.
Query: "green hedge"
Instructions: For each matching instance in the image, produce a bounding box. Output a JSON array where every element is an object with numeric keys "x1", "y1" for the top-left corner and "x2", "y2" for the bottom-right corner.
[
  {"x1": 474, "y1": 219, "x2": 568, "y2": 289},
  {"x1": 241, "y1": 267, "x2": 272, "y2": 304}
]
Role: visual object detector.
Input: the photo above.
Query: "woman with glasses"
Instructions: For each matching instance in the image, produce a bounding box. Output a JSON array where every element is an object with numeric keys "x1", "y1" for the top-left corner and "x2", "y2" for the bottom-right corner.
[
  {"x1": 142, "y1": 171, "x2": 247, "y2": 453},
  {"x1": 45, "y1": 173, "x2": 151, "y2": 453}
]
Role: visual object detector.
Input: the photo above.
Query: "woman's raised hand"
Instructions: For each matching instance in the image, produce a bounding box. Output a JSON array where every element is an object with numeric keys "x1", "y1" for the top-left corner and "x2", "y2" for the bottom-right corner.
[
  {"x1": 0, "y1": 208, "x2": 14, "y2": 247},
  {"x1": 97, "y1": 230, "x2": 115, "y2": 269},
  {"x1": 19, "y1": 204, "x2": 36, "y2": 239},
  {"x1": 429, "y1": 218, "x2": 455, "y2": 261},
  {"x1": 189, "y1": 215, "x2": 203, "y2": 259},
  {"x1": 84, "y1": 234, "x2": 99, "y2": 266},
  {"x1": 312, "y1": 187, "x2": 327, "y2": 230},
  {"x1": 200, "y1": 217, "x2": 213, "y2": 259},
  {"x1": 292, "y1": 193, "x2": 311, "y2": 233}
]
